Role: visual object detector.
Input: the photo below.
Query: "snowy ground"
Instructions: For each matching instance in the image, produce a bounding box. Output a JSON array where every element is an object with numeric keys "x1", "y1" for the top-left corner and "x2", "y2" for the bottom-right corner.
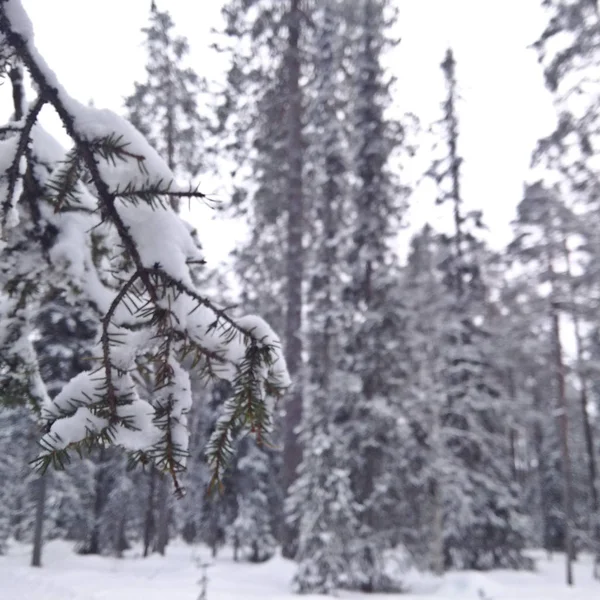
[{"x1": 0, "y1": 541, "x2": 597, "y2": 600}]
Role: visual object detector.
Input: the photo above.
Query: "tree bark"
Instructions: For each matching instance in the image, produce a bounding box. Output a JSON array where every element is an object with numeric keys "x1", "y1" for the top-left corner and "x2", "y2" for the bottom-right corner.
[
  {"x1": 30, "y1": 476, "x2": 47, "y2": 567},
  {"x1": 507, "y1": 369, "x2": 519, "y2": 483},
  {"x1": 281, "y1": 0, "x2": 304, "y2": 559},
  {"x1": 154, "y1": 472, "x2": 170, "y2": 556},
  {"x1": 86, "y1": 447, "x2": 106, "y2": 555},
  {"x1": 143, "y1": 466, "x2": 156, "y2": 558},
  {"x1": 563, "y1": 242, "x2": 599, "y2": 540},
  {"x1": 550, "y1": 302, "x2": 574, "y2": 586}
]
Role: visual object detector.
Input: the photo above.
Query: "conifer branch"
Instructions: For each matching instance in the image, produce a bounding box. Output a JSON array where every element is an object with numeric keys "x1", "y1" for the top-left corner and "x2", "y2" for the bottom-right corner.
[
  {"x1": 1, "y1": 94, "x2": 45, "y2": 225},
  {"x1": 100, "y1": 270, "x2": 141, "y2": 419},
  {"x1": 0, "y1": 3, "x2": 290, "y2": 493}
]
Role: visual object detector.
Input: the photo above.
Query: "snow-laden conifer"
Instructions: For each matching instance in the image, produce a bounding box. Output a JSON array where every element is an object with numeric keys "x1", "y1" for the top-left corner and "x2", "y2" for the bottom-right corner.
[{"x1": 0, "y1": 0, "x2": 290, "y2": 495}]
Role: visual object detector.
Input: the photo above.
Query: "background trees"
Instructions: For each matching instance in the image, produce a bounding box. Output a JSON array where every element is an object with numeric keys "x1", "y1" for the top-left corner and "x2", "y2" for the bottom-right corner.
[{"x1": 2, "y1": 0, "x2": 600, "y2": 593}]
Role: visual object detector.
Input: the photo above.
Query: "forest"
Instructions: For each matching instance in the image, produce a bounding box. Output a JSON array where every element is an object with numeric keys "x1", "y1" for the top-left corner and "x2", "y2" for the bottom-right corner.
[{"x1": 1, "y1": 0, "x2": 600, "y2": 598}]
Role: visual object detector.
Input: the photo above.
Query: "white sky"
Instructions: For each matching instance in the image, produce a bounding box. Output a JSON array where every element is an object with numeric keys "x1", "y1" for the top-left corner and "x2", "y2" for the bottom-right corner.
[{"x1": 4, "y1": 0, "x2": 557, "y2": 265}]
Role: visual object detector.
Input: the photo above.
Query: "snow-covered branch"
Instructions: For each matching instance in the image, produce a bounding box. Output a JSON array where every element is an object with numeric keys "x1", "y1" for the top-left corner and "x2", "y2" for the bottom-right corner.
[{"x1": 0, "y1": 0, "x2": 290, "y2": 492}]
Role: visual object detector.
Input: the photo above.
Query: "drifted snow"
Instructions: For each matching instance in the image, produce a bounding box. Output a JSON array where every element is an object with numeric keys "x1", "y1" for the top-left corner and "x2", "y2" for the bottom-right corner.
[{"x1": 0, "y1": 542, "x2": 598, "y2": 600}]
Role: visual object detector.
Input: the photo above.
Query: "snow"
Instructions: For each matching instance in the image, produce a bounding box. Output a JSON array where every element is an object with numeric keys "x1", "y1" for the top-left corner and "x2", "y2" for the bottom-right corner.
[
  {"x1": 1, "y1": 542, "x2": 598, "y2": 600},
  {"x1": 2, "y1": 0, "x2": 34, "y2": 38},
  {"x1": 116, "y1": 199, "x2": 203, "y2": 287},
  {"x1": 30, "y1": 123, "x2": 66, "y2": 166}
]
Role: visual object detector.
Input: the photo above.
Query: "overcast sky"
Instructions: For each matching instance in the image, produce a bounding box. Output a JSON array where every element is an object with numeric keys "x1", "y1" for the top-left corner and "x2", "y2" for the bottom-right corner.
[{"x1": 6, "y1": 0, "x2": 557, "y2": 264}]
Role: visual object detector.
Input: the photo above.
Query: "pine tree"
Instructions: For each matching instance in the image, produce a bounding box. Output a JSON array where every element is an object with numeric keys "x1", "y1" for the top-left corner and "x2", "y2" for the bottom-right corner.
[
  {"x1": 125, "y1": 4, "x2": 208, "y2": 184},
  {"x1": 340, "y1": 0, "x2": 409, "y2": 590},
  {"x1": 285, "y1": 1, "x2": 359, "y2": 592},
  {"x1": 406, "y1": 48, "x2": 527, "y2": 572},
  {"x1": 507, "y1": 181, "x2": 590, "y2": 583},
  {"x1": 533, "y1": 4, "x2": 600, "y2": 573},
  {"x1": 216, "y1": 0, "x2": 306, "y2": 555},
  {"x1": 228, "y1": 440, "x2": 276, "y2": 563}
]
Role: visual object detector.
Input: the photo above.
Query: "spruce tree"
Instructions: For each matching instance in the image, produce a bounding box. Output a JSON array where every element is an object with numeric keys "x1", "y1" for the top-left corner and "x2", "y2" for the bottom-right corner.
[
  {"x1": 285, "y1": 2, "x2": 361, "y2": 591},
  {"x1": 340, "y1": 0, "x2": 409, "y2": 590},
  {"x1": 216, "y1": 0, "x2": 305, "y2": 555},
  {"x1": 228, "y1": 440, "x2": 276, "y2": 563},
  {"x1": 125, "y1": 4, "x2": 208, "y2": 186},
  {"x1": 533, "y1": 3, "x2": 600, "y2": 573},
  {"x1": 406, "y1": 48, "x2": 528, "y2": 571}
]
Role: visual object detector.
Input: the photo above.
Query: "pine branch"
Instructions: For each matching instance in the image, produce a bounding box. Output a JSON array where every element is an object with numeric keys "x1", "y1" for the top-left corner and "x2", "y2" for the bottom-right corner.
[
  {"x1": 206, "y1": 339, "x2": 277, "y2": 492},
  {"x1": 145, "y1": 267, "x2": 263, "y2": 344},
  {"x1": 100, "y1": 270, "x2": 142, "y2": 419},
  {"x1": 111, "y1": 180, "x2": 208, "y2": 204},
  {"x1": 0, "y1": 94, "x2": 45, "y2": 225},
  {"x1": 45, "y1": 148, "x2": 85, "y2": 212},
  {"x1": 0, "y1": 4, "x2": 290, "y2": 493}
]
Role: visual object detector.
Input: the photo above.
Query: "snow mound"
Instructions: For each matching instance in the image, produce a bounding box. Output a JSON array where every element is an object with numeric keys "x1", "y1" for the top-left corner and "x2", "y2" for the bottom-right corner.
[{"x1": 433, "y1": 571, "x2": 505, "y2": 599}]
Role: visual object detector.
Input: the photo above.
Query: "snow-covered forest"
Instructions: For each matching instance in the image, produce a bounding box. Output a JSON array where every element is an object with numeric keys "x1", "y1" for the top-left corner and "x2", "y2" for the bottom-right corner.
[{"x1": 1, "y1": 0, "x2": 600, "y2": 598}]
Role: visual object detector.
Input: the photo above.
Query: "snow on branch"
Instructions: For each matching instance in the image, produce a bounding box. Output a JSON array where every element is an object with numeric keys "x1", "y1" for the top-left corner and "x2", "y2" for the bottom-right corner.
[{"x1": 0, "y1": 0, "x2": 290, "y2": 494}]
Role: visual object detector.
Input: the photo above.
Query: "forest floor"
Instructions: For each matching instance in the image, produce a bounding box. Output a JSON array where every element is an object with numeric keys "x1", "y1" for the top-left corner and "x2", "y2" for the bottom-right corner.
[{"x1": 0, "y1": 540, "x2": 597, "y2": 600}]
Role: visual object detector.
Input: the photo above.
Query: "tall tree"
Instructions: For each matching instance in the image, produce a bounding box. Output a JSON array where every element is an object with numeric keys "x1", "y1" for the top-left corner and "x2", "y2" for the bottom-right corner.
[
  {"x1": 215, "y1": 0, "x2": 306, "y2": 555},
  {"x1": 285, "y1": 1, "x2": 360, "y2": 592},
  {"x1": 125, "y1": 3, "x2": 208, "y2": 209},
  {"x1": 406, "y1": 48, "x2": 527, "y2": 572},
  {"x1": 281, "y1": 0, "x2": 305, "y2": 556},
  {"x1": 534, "y1": 2, "x2": 600, "y2": 574},
  {"x1": 508, "y1": 181, "x2": 584, "y2": 584},
  {"x1": 340, "y1": 0, "x2": 410, "y2": 590}
]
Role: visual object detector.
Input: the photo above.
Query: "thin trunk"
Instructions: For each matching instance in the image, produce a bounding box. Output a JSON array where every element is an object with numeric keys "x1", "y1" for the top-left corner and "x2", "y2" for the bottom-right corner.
[
  {"x1": 442, "y1": 49, "x2": 464, "y2": 298},
  {"x1": 281, "y1": 0, "x2": 304, "y2": 559},
  {"x1": 154, "y1": 472, "x2": 170, "y2": 556},
  {"x1": 30, "y1": 476, "x2": 47, "y2": 568},
  {"x1": 13, "y1": 59, "x2": 46, "y2": 569},
  {"x1": 430, "y1": 477, "x2": 445, "y2": 576},
  {"x1": 550, "y1": 299, "x2": 574, "y2": 586},
  {"x1": 563, "y1": 242, "x2": 599, "y2": 526},
  {"x1": 166, "y1": 103, "x2": 178, "y2": 212},
  {"x1": 87, "y1": 447, "x2": 105, "y2": 554},
  {"x1": 507, "y1": 370, "x2": 519, "y2": 483},
  {"x1": 543, "y1": 215, "x2": 574, "y2": 584},
  {"x1": 115, "y1": 512, "x2": 128, "y2": 558},
  {"x1": 532, "y1": 387, "x2": 551, "y2": 551},
  {"x1": 143, "y1": 467, "x2": 156, "y2": 558}
]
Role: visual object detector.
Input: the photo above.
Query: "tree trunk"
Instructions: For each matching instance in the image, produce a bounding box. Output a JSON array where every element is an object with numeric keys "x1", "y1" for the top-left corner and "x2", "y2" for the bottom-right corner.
[
  {"x1": 563, "y1": 241, "x2": 599, "y2": 570},
  {"x1": 233, "y1": 534, "x2": 239, "y2": 562},
  {"x1": 531, "y1": 387, "x2": 550, "y2": 550},
  {"x1": 551, "y1": 304, "x2": 574, "y2": 586},
  {"x1": 115, "y1": 512, "x2": 128, "y2": 558},
  {"x1": 30, "y1": 476, "x2": 47, "y2": 568},
  {"x1": 507, "y1": 369, "x2": 519, "y2": 483},
  {"x1": 430, "y1": 478, "x2": 445, "y2": 576},
  {"x1": 154, "y1": 472, "x2": 170, "y2": 556},
  {"x1": 86, "y1": 448, "x2": 105, "y2": 555},
  {"x1": 143, "y1": 467, "x2": 156, "y2": 558},
  {"x1": 281, "y1": 0, "x2": 304, "y2": 559},
  {"x1": 166, "y1": 101, "x2": 178, "y2": 212},
  {"x1": 564, "y1": 242, "x2": 598, "y2": 510}
]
